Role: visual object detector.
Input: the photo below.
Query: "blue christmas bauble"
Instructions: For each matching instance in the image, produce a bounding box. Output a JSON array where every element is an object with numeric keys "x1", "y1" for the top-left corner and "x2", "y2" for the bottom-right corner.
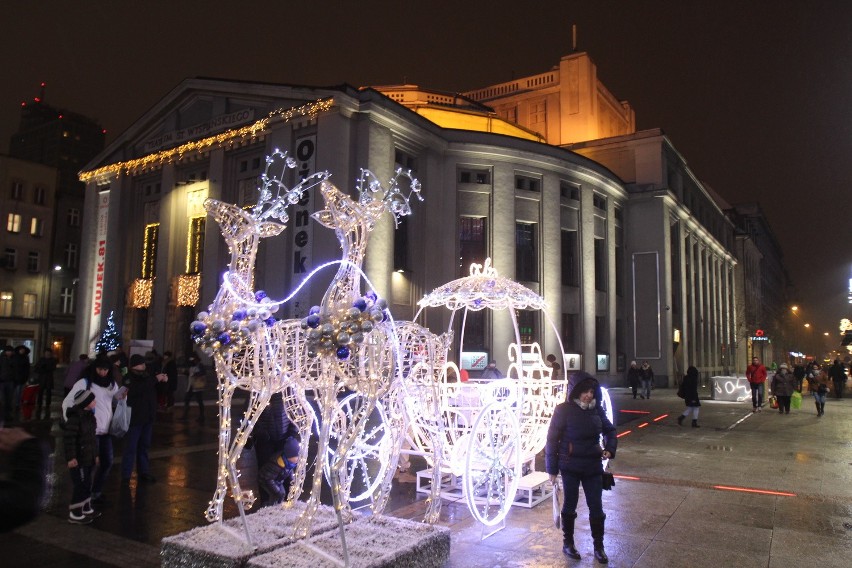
[
  {"x1": 336, "y1": 345, "x2": 351, "y2": 360},
  {"x1": 306, "y1": 314, "x2": 321, "y2": 328},
  {"x1": 232, "y1": 309, "x2": 247, "y2": 321},
  {"x1": 353, "y1": 298, "x2": 368, "y2": 311},
  {"x1": 264, "y1": 317, "x2": 276, "y2": 327},
  {"x1": 309, "y1": 305, "x2": 321, "y2": 315},
  {"x1": 190, "y1": 321, "x2": 207, "y2": 335},
  {"x1": 218, "y1": 332, "x2": 231, "y2": 345},
  {"x1": 255, "y1": 290, "x2": 267, "y2": 301}
]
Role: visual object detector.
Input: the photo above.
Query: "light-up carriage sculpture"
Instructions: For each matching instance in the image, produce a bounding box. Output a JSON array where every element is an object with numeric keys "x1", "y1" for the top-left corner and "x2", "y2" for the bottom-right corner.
[
  {"x1": 400, "y1": 259, "x2": 577, "y2": 530},
  {"x1": 190, "y1": 150, "x2": 422, "y2": 558}
]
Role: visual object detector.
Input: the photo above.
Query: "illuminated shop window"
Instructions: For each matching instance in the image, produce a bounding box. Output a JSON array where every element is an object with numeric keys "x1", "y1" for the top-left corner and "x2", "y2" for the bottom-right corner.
[
  {"x1": 186, "y1": 217, "x2": 205, "y2": 274},
  {"x1": 142, "y1": 223, "x2": 160, "y2": 279}
]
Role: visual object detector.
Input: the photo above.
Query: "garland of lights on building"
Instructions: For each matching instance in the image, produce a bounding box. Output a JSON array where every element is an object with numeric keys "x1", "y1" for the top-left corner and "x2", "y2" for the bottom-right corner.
[{"x1": 78, "y1": 98, "x2": 333, "y2": 184}]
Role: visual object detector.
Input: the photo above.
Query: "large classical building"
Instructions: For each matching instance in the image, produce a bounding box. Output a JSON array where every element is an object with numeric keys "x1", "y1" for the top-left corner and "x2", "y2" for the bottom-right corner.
[{"x1": 76, "y1": 51, "x2": 753, "y2": 386}]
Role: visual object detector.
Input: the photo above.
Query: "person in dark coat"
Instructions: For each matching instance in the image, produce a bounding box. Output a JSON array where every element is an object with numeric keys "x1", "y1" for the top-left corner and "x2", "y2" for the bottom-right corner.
[
  {"x1": 251, "y1": 390, "x2": 301, "y2": 506},
  {"x1": 33, "y1": 348, "x2": 57, "y2": 417},
  {"x1": 63, "y1": 388, "x2": 99, "y2": 523},
  {"x1": 12, "y1": 346, "x2": 31, "y2": 417},
  {"x1": 828, "y1": 359, "x2": 846, "y2": 399},
  {"x1": 121, "y1": 354, "x2": 167, "y2": 483},
  {"x1": 545, "y1": 371, "x2": 617, "y2": 564},
  {"x1": 0, "y1": 427, "x2": 47, "y2": 532},
  {"x1": 639, "y1": 360, "x2": 654, "y2": 399},
  {"x1": 626, "y1": 360, "x2": 641, "y2": 399},
  {"x1": 677, "y1": 366, "x2": 702, "y2": 427},
  {"x1": 770, "y1": 363, "x2": 796, "y2": 414}
]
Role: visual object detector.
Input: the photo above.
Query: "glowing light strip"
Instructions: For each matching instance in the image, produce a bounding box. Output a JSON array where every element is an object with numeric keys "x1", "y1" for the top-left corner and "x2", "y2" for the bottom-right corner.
[
  {"x1": 712, "y1": 485, "x2": 797, "y2": 497},
  {"x1": 616, "y1": 430, "x2": 632, "y2": 438},
  {"x1": 613, "y1": 474, "x2": 640, "y2": 481},
  {"x1": 221, "y1": 259, "x2": 355, "y2": 308},
  {"x1": 637, "y1": 422, "x2": 649, "y2": 428},
  {"x1": 652, "y1": 414, "x2": 669, "y2": 422},
  {"x1": 619, "y1": 410, "x2": 650, "y2": 414},
  {"x1": 79, "y1": 98, "x2": 333, "y2": 183}
]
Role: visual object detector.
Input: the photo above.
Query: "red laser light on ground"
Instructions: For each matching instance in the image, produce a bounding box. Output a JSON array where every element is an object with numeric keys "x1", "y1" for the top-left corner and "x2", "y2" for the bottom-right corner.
[
  {"x1": 616, "y1": 430, "x2": 632, "y2": 438},
  {"x1": 613, "y1": 474, "x2": 640, "y2": 481},
  {"x1": 638, "y1": 422, "x2": 649, "y2": 428},
  {"x1": 619, "y1": 410, "x2": 651, "y2": 414},
  {"x1": 712, "y1": 485, "x2": 796, "y2": 497},
  {"x1": 653, "y1": 414, "x2": 668, "y2": 421}
]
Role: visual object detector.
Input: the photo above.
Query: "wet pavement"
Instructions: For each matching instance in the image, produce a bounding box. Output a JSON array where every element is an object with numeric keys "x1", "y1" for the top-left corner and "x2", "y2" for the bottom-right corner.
[{"x1": 2, "y1": 378, "x2": 851, "y2": 567}]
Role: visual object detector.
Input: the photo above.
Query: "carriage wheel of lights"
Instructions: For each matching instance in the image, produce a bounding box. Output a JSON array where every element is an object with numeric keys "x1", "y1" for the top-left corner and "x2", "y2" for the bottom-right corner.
[{"x1": 407, "y1": 258, "x2": 582, "y2": 529}]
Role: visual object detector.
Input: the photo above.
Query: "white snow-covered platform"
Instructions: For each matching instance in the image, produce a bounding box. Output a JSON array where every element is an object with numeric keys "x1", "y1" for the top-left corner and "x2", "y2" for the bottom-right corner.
[
  {"x1": 247, "y1": 515, "x2": 450, "y2": 568},
  {"x1": 161, "y1": 502, "x2": 339, "y2": 568}
]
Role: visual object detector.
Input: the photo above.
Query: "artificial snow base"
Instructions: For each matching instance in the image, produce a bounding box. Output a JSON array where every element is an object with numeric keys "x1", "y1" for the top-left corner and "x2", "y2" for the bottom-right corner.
[
  {"x1": 161, "y1": 502, "x2": 339, "y2": 568},
  {"x1": 247, "y1": 515, "x2": 450, "y2": 568}
]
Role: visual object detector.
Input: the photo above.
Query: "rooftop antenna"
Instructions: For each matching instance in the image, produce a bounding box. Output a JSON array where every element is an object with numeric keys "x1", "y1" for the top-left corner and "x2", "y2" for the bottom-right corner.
[{"x1": 572, "y1": 24, "x2": 578, "y2": 52}]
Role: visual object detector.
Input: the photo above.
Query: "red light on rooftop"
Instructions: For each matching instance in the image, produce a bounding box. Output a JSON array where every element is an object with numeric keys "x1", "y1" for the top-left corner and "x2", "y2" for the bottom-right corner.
[
  {"x1": 40, "y1": 82, "x2": 46, "y2": 87},
  {"x1": 712, "y1": 485, "x2": 796, "y2": 497},
  {"x1": 34, "y1": 97, "x2": 41, "y2": 103},
  {"x1": 58, "y1": 114, "x2": 63, "y2": 119},
  {"x1": 102, "y1": 129, "x2": 107, "y2": 134},
  {"x1": 21, "y1": 101, "x2": 26, "y2": 107}
]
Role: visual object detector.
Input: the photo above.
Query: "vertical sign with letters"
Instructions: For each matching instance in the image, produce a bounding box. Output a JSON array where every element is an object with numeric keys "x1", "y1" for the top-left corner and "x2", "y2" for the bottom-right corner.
[
  {"x1": 89, "y1": 190, "x2": 110, "y2": 348},
  {"x1": 291, "y1": 135, "x2": 316, "y2": 318}
]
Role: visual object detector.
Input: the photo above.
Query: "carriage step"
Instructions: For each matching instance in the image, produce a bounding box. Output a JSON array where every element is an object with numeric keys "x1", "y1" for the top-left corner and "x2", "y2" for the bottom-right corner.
[
  {"x1": 512, "y1": 471, "x2": 553, "y2": 508},
  {"x1": 415, "y1": 468, "x2": 461, "y2": 494}
]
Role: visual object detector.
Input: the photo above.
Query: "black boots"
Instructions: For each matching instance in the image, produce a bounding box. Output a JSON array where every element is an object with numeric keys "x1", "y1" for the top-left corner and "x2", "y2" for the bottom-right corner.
[
  {"x1": 590, "y1": 515, "x2": 608, "y2": 564},
  {"x1": 677, "y1": 415, "x2": 685, "y2": 426},
  {"x1": 561, "y1": 512, "x2": 581, "y2": 559},
  {"x1": 816, "y1": 401, "x2": 825, "y2": 417},
  {"x1": 691, "y1": 419, "x2": 700, "y2": 428}
]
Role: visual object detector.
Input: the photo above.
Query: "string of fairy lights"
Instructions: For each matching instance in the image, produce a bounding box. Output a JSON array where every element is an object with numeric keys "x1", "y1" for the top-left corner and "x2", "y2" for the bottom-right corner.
[{"x1": 78, "y1": 98, "x2": 333, "y2": 184}]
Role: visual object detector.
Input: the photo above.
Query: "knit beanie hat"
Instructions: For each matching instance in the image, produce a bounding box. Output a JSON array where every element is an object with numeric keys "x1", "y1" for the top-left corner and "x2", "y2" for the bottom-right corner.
[
  {"x1": 73, "y1": 389, "x2": 96, "y2": 409},
  {"x1": 129, "y1": 354, "x2": 146, "y2": 368}
]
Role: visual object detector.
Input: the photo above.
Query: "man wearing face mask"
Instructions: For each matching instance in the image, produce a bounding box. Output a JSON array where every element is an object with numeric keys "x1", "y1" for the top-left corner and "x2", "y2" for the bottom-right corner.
[{"x1": 545, "y1": 372, "x2": 617, "y2": 564}]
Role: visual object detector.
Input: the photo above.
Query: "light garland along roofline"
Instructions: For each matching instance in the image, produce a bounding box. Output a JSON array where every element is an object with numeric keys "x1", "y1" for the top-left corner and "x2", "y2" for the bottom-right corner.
[{"x1": 79, "y1": 98, "x2": 334, "y2": 184}]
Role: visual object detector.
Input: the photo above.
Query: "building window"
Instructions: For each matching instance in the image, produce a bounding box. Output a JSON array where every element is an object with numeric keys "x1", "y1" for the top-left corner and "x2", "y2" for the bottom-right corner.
[
  {"x1": 28, "y1": 251, "x2": 39, "y2": 272},
  {"x1": 0, "y1": 291, "x2": 12, "y2": 316},
  {"x1": 561, "y1": 230, "x2": 579, "y2": 287},
  {"x1": 6, "y1": 213, "x2": 21, "y2": 233},
  {"x1": 560, "y1": 182, "x2": 580, "y2": 201},
  {"x1": 614, "y1": 206, "x2": 623, "y2": 222},
  {"x1": 562, "y1": 313, "x2": 579, "y2": 353},
  {"x1": 517, "y1": 310, "x2": 537, "y2": 344},
  {"x1": 515, "y1": 174, "x2": 540, "y2": 192},
  {"x1": 142, "y1": 223, "x2": 160, "y2": 279},
  {"x1": 10, "y1": 181, "x2": 24, "y2": 200},
  {"x1": 33, "y1": 186, "x2": 46, "y2": 205},
  {"x1": 530, "y1": 100, "x2": 546, "y2": 128},
  {"x1": 593, "y1": 194, "x2": 607, "y2": 211},
  {"x1": 67, "y1": 208, "x2": 81, "y2": 227},
  {"x1": 393, "y1": 216, "x2": 409, "y2": 272},
  {"x1": 64, "y1": 243, "x2": 79, "y2": 269},
  {"x1": 394, "y1": 149, "x2": 418, "y2": 173},
  {"x1": 459, "y1": 217, "x2": 487, "y2": 274},
  {"x1": 458, "y1": 168, "x2": 490, "y2": 184},
  {"x1": 515, "y1": 222, "x2": 537, "y2": 282},
  {"x1": 3, "y1": 248, "x2": 17, "y2": 270},
  {"x1": 595, "y1": 315, "x2": 607, "y2": 355},
  {"x1": 23, "y1": 293, "x2": 36, "y2": 319},
  {"x1": 594, "y1": 238, "x2": 607, "y2": 291},
  {"x1": 186, "y1": 217, "x2": 205, "y2": 274},
  {"x1": 61, "y1": 286, "x2": 75, "y2": 314},
  {"x1": 30, "y1": 218, "x2": 44, "y2": 237}
]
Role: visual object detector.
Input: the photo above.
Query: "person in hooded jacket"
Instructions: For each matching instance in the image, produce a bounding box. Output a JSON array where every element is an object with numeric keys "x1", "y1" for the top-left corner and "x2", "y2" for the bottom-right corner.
[
  {"x1": 677, "y1": 366, "x2": 702, "y2": 427},
  {"x1": 771, "y1": 363, "x2": 797, "y2": 414},
  {"x1": 546, "y1": 371, "x2": 617, "y2": 564}
]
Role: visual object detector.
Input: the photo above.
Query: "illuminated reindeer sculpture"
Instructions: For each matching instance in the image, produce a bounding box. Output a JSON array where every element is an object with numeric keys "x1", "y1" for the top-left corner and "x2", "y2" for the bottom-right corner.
[
  {"x1": 192, "y1": 151, "x2": 327, "y2": 541},
  {"x1": 288, "y1": 170, "x2": 423, "y2": 547}
]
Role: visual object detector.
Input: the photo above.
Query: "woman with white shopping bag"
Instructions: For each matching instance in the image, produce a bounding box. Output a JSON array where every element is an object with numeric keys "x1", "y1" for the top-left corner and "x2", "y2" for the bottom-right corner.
[{"x1": 64, "y1": 357, "x2": 125, "y2": 503}]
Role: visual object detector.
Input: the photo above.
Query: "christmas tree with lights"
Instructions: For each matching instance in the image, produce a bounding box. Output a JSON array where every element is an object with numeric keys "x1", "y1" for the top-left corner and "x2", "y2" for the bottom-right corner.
[{"x1": 94, "y1": 310, "x2": 122, "y2": 353}]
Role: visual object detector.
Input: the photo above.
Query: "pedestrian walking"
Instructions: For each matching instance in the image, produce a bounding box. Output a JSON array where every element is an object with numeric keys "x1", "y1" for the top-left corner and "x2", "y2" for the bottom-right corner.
[
  {"x1": 639, "y1": 361, "x2": 654, "y2": 399},
  {"x1": 121, "y1": 354, "x2": 167, "y2": 483},
  {"x1": 770, "y1": 363, "x2": 796, "y2": 414},
  {"x1": 807, "y1": 363, "x2": 829, "y2": 417},
  {"x1": 33, "y1": 348, "x2": 57, "y2": 418},
  {"x1": 828, "y1": 359, "x2": 845, "y2": 399},
  {"x1": 626, "y1": 361, "x2": 641, "y2": 399},
  {"x1": 677, "y1": 366, "x2": 702, "y2": 428},
  {"x1": 746, "y1": 356, "x2": 767, "y2": 412},
  {"x1": 63, "y1": 389, "x2": 100, "y2": 524},
  {"x1": 546, "y1": 371, "x2": 617, "y2": 564}
]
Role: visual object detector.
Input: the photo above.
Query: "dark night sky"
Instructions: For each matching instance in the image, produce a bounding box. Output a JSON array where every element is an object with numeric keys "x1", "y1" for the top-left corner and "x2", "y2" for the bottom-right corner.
[{"x1": 2, "y1": 1, "x2": 851, "y2": 349}]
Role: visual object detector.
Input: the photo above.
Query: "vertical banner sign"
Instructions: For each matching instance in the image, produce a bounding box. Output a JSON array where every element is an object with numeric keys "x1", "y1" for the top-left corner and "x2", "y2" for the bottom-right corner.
[
  {"x1": 89, "y1": 190, "x2": 110, "y2": 348},
  {"x1": 291, "y1": 135, "x2": 316, "y2": 318}
]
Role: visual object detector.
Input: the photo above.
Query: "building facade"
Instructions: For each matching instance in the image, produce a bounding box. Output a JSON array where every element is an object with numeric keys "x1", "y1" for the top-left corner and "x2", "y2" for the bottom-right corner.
[
  {"x1": 76, "y1": 79, "x2": 630, "y2": 382},
  {"x1": 0, "y1": 155, "x2": 59, "y2": 356}
]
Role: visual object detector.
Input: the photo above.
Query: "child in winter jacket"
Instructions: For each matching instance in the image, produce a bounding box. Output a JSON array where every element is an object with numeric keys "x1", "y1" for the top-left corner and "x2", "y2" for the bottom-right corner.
[{"x1": 63, "y1": 389, "x2": 99, "y2": 524}]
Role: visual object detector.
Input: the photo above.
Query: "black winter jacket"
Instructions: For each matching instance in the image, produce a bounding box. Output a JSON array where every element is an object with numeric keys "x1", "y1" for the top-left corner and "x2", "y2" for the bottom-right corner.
[
  {"x1": 63, "y1": 407, "x2": 98, "y2": 466},
  {"x1": 125, "y1": 369, "x2": 158, "y2": 426},
  {"x1": 545, "y1": 374, "x2": 617, "y2": 476},
  {"x1": 0, "y1": 437, "x2": 46, "y2": 532}
]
